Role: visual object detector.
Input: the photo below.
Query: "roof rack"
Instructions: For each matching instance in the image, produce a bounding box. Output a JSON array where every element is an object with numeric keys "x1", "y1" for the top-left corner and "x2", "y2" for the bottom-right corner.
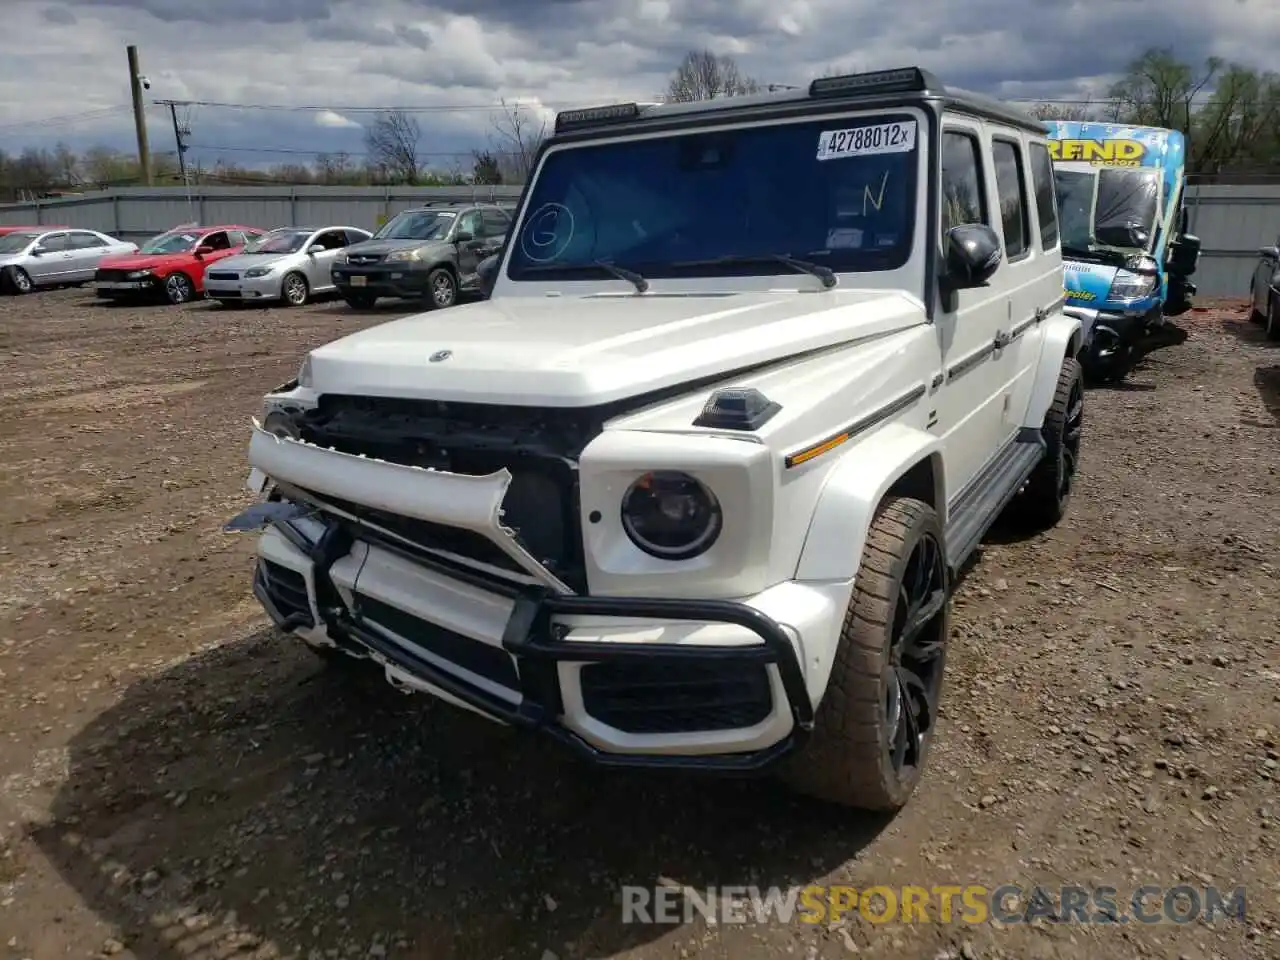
[{"x1": 808, "y1": 66, "x2": 942, "y2": 97}]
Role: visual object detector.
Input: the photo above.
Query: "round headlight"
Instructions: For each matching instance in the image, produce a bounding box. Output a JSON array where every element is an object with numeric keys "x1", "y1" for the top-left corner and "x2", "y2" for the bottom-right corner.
[
  {"x1": 620, "y1": 470, "x2": 722, "y2": 560},
  {"x1": 263, "y1": 410, "x2": 299, "y2": 439}
]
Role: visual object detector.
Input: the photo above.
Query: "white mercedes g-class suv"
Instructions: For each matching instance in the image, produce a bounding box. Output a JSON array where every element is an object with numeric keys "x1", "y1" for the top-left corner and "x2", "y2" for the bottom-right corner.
[{"x1": 228, "y1": 66, "x2": 1084, "y2": 812}]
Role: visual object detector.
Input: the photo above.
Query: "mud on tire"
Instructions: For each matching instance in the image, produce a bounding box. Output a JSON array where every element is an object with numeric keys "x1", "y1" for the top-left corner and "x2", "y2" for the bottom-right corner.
[{"x1": 780, "y1": 496, "x2": 949, "y2": 812}]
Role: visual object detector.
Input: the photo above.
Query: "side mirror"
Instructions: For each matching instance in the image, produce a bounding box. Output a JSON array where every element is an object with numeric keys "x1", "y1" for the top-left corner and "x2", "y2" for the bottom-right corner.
[
  {"x1": 194, "y1": 244, "x2": 215, "y2": 257},
  {"x1": 29, "y1": 247, "x2": 44, "y2": 257},
  {"x1": 1169, "y1": 233, "x2": 1201, "y2": 278},
  {"x1": 477, "y1": 253, "x2": 500, "y2": 298},
  {"x1": 1259, "y1": 245, "x2": 1279, "y2": 261},
  {"x1": 455, "y1": 230, "x2": 474, "y2": 243},
  {"x1": 942, "y1": 223, "x2": 1002, "y2": 291},
  {"x1": 307, "y1": 244, "x2": 326, "y2": 255}
]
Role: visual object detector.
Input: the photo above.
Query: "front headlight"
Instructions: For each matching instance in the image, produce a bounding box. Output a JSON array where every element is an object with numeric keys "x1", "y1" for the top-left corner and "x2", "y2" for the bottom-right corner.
[
  {"x1": 127, "y1": 270, "x2": 151, "y2": 279},
  {"x1": 384, "y1": 248, "x2": 422, "y2": 263},
  {"x1": 244, "y1": 267, "x2": 273, "y2": 278},
  {"x1": 1108, "y1": 268, "x2": 1158, "y2": 302},
  {"x1": 620, "y1": 471, "x2": 723, "y2": 560},
  {"x1": 334, "y1": 253, "x2": 348, "y2": 265},
  {"x1": 297, "y1": 355, "x2": 313, "y2": 389}
]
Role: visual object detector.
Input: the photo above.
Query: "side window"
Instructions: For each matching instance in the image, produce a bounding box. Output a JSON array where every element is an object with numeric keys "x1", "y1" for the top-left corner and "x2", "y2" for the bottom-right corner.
[
  {"x1": 457, "y1": 210, "x2": 482, "y2": 238},
  {"x1": 38, "y1": 233, "x2": 69, "y2": 251},
  {"x1": 343, "y1": 229, "x2": 370, "y2": 246},
  {"x1": 1028, "y1": 142, "x2": 1059, "y2": 250},
  {"x1": 991, "y1": 139, "x2": 1030, "y2": 260},
  {"x1": 71, "y1": 232, "x2": 107, "y2": 248},
  {"x1": 317, "y1": 230, "x2": 347, "y2": 249},
  {"x1": 940, "y1": 130, "x2": 987, "y2": 237},
  {"x1": 201, "y1": 231, "x2": 230, "y2": 250},
  {"x1": 480, "y1": 208, "x2": 511, "y2": 239}
]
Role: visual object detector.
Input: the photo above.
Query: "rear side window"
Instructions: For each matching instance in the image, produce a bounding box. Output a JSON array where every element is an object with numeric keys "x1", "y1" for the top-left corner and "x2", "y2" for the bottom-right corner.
[
  {"x1": 940, "y1": 130, "x2": 987, "y2": 237},
  {"x1": 1028, "y1": 142, "x2": 1059, "y2": 250},
  {"x1": 991, "y1": 139, "x2": 1030, "y2": 260}
]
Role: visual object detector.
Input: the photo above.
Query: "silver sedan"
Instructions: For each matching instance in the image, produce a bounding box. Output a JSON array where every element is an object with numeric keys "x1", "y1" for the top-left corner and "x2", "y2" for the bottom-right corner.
[
  {"x1": 202, "y1": 225, "x2": 373, "y2": 306},
  {"x1": 0, "y1": 228, "x2": 138, "y2": 295}
]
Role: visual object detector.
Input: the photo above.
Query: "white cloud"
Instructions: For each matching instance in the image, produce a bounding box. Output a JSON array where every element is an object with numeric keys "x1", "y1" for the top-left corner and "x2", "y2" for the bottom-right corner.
[{"x1": 314, "y1": 109, "x2": 359, "y2": 129}]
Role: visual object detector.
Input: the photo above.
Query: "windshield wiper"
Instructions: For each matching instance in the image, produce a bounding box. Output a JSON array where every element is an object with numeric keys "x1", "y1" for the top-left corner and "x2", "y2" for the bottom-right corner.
[
  {"x1": 671, "y1": 254, "x2": 837, "y2": 289},
  {"x1": 519, "y1": 260, "x2": 649, "y2": 293}
]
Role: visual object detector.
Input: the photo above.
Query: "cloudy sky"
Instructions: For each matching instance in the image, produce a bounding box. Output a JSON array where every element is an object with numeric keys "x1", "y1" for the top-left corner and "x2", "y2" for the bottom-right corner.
[{"x1": 3, "y1": 0, "x2": 1278, "y2": 173}]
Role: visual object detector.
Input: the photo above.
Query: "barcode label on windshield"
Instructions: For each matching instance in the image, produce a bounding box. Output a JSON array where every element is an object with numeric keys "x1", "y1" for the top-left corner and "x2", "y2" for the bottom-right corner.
[{"x1": 816, "y1": 121, "x2": 916, "y2": 161}]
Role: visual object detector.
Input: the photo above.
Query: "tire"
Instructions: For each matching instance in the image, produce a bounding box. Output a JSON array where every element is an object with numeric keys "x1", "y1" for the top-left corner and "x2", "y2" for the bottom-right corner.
[
  {"x1": 282, "y1": 271, "x2": 310, "y2": 307},
  {"x1": 5, "y1": 266, "x2": 33, "y2": 295},
  {"x1": 780, "y1": 496, "x2": 950, "y2": 812},
  {"x1": 1015, "y1": 355, "x2": 1084, "y2": 530},
  {"x1": 343, "y1": 293, "x2": 377, "y2": 309},
  {"x1": 1266, "y1": 295, "x2": 1280, "y2": 342},
  {"x1": 425, "y1": 267, "x2": 458, "y2": 310},
  {"x1": 163, "y1": 272, "x2": 194, "y2": 304},
  {"x1": 1249, "y1": 283, "x2": 1266, "y2": 324}
]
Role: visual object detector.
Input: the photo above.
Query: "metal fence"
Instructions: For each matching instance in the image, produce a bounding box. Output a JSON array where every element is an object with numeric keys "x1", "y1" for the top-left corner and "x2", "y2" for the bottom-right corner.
[{"x1": 1, "y1": 182, "x2": 1277, "y2": 298}]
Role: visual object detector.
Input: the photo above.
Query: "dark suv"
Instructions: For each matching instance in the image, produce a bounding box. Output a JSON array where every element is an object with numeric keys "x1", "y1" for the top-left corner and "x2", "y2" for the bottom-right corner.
[{"x1": 331, "y1": 202, "x2": 513, "y2": 310}]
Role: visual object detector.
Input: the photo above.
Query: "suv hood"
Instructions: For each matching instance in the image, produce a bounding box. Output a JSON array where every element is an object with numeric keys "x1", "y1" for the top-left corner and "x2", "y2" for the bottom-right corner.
[
  {"x1": 306, "y1": 290, "x2": 924, "y2": 406},
  {"x1": 344, "y1": 238, "x2": 450, "y2": 256}
]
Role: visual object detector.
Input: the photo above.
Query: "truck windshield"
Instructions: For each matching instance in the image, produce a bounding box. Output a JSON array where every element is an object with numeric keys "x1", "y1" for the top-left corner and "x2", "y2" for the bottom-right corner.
[
  {"x1": 505, "y1": 112, "x2": 921, "y2": 282},
  {"x1": 1054, "y1": 167, "x2": 1160, "y2": 254}
]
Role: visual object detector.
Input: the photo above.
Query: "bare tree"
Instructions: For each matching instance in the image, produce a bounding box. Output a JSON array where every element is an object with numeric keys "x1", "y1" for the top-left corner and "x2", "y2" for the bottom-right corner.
[
  {"x1": 667, "y1": 49, "x2": 761, "y2": 102},
  {"x1": 1029, "y1": 99, "x2": 1095, "y2": 121},
  {"x1": 1106, "y1": 48, "x2": 1221, "y2": 132},
  {"x1": 488, "y1": 99, "x2": 547, "y2": 183},
  {"x1": 363, "y1": 110, "x2": 421, "y2": 184},
  {"x1": 471, "y1": 150, "x2": 503, "y2": 185}
]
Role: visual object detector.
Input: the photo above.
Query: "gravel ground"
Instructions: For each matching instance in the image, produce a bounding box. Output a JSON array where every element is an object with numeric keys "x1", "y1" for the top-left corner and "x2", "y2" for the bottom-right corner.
[{"x1": 0, "y1": 287, "x2": 1276, "y2": 960}]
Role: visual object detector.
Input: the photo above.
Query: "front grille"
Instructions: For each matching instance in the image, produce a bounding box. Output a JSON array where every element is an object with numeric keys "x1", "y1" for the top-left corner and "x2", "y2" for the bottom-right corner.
[
  {"x1": 579, "y1": 661, "x2": 774, "y2": 734},
  {"x1": 258, "y1": 559, "x2": 313, "y2": 625},
  {"x1": 354, "y1": 593, "x2": 519, "y2": 690},
  {"x1": 212, "y1": 290, "x2": 242, "y2": 297},
  {"x1": 207, "y1": 271, "x2": 238, "y2": 280},
  {"x1": 346, "y1": 254, "x2": 383, "y2": 265},
  {"x1": 95, "y1": 269, "x2": 131, "y2": 283}
]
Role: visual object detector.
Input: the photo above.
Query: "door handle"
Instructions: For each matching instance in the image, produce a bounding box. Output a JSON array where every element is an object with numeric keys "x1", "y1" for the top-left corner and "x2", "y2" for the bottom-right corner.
[{"x1": 993, "y1": 331, "x2": 1011, "y2": 350}]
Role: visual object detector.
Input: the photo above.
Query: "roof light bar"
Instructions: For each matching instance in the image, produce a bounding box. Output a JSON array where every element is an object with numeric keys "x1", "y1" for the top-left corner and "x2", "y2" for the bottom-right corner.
[
  {"x1": 554, "y1": 101, "x2": 642, "y2": 133},
  {"x1": 809, "y1": 66, "x2": 940, "y2": 98}
]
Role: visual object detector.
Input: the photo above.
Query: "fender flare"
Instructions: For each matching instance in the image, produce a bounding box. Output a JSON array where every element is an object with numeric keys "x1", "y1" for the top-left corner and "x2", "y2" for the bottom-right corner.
[
  {"x1": 1024, "y1": 310, "x2": 1083, "y2": 430},
  {"x1": 794, "y1": 422, "x2": 947, "y2": 583}
]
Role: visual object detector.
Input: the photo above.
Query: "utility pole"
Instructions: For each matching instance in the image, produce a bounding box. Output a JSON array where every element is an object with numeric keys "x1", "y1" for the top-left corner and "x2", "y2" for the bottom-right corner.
[
  {"x1": 126, "y1": 45, "x2": 153, "y2": 185},
  {"x1": 158, "y1": 99, "x2": 195, "y2": 219}
]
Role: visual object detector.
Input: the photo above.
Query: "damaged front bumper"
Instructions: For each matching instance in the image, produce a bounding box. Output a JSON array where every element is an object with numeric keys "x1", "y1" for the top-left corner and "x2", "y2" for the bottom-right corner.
[
  {"x1": 231, "y1": 423, "x2": 822, "y2": 772},
  {"x1": 1068, "y1": 303, "x2": 1188, "y2": 381}
]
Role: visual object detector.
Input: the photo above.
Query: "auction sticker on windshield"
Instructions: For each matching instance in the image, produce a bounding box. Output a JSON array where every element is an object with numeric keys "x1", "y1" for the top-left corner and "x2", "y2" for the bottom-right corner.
[{"x1": 816, "y1": 121, "x2": 916, "y2": 161}]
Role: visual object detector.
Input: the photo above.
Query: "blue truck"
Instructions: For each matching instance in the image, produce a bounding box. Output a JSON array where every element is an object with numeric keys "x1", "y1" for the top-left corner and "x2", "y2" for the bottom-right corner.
[{"x1": 1043, "y1": 121, "x2": 1202, "y2": 382}]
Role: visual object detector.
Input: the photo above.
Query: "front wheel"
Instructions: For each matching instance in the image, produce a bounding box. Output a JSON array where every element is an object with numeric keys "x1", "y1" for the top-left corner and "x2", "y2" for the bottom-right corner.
[
  {"x1": 4, "y1": 266, "x2": 32, "y2": 295},
  {"x1": 1267, "y1": 295, "x2": 1280, "y2": 342},
  {"x1": 1014, "y1": 355, "x2": 1084, "y2": 530},
  {"x1": 282, "y1": 271, "x2": 310, "y2": 307},
  {"x1": 425, "y1": 267, "x2": 457, "y2": 310},
  {"x1": 164, "y1": 272, "x2": 194, "y2": 304},
  {"x1": 1249, "y1": 283, "x2": 1266, "y2": 324},
  {"x1": 780, "y1": 496, "x2": 950, "y2": 812}
]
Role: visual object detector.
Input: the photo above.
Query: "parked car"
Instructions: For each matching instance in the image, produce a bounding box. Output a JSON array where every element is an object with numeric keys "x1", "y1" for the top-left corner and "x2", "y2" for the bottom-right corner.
[
  {"x1": 0, "y1": 228, "x2": 138, "y2": 295},
  {"x1": 1249, "y1": 236, "x2": 1280, "y2": 338},
  {"x1": 94, "y1": 223, "x2": 266, "y2": 304},
  {"x1": 330, "y1": 202, "x2": 513, "y2": 309},
  {"x1": 203, "y1": 225, "x2": 374, "y2": 307},
  {"x1": 228, "y1": 67, "x2": 1086, "y2": 813}
]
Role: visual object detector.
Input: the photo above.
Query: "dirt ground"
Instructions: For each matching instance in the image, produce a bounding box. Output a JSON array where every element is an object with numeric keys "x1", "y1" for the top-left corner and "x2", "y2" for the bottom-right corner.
[{"x1": 0, "y1": 286, "x2": 1276, "y2": 960}]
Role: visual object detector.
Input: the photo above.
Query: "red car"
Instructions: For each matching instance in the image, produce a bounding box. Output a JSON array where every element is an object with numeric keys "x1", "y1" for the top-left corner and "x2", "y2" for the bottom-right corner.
[{"x1": 94, "y1": 223, "x2": 267, "y2": 304}]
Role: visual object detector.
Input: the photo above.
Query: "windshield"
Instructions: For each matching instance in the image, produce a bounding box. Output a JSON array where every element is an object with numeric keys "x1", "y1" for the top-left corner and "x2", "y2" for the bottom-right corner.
[
  {"x1": 244, "y1": 229, "x2": 310, "y2": 254},
  {"x1": 140, "y1": 230, "x2": 199, "y2": 255},
  {"x1": 1054, "y1": 167, "x2": 1160, "y2": 253},
  {"x1": 0, "y1": 233, "x2": 39, "y2": 253},
  {"x1": 505, "y1": 112, "x2": 920, "y2": 282},
  {"x1": 374, "y1": 211, "x2": 455, "y2": 241}
]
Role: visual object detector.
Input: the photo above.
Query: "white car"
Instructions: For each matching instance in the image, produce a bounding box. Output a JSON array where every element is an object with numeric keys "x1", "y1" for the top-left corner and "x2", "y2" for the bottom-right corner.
[
  {"x1": 227, "y1": 67, "x2": 1084, "y2": 812},
  {"x1": 203, "y1": 225, "x2": 373, "y2": 306},
  {"x1": 1249, "y1": 235, "x2": 1280, "y2": 337},
  {"x1": 0, "y1": 228, "x2": 137, "y2": 294}
]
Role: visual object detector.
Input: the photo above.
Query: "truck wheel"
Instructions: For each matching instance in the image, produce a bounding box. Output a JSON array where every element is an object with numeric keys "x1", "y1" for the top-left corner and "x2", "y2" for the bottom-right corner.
[
  {"x1": 781, "y1": 496, "x2": 949, "y2": 812},
  {"x1": 1015, "y1": 355, "x2": 1084, "y2": 530},
  {"x1": 425, "y1": 267, "x2": 457, "y2": 309}
]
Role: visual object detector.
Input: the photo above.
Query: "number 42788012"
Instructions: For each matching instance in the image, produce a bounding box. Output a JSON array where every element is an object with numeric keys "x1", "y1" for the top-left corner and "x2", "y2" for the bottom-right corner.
[{"x1": 816, "y1": 120, "x2": 917, "y2": 161}]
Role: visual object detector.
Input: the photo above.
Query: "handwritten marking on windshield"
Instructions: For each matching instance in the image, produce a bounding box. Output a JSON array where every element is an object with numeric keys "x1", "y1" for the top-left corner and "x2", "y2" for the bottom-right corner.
[{"x1": 520, "y1": 202, "x2": 576, "y2": 263}]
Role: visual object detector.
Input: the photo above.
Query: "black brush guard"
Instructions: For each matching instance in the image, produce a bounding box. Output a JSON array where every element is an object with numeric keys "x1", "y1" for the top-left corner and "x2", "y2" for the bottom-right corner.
[{"x1": 252, "y1": 514, "x2": 816, "y2": 773}]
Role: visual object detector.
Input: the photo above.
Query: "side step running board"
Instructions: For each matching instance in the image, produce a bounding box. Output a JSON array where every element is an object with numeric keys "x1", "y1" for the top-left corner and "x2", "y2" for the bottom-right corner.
[{"x1": 944, "y1": 433, "x2": 1046, "y2": 575}]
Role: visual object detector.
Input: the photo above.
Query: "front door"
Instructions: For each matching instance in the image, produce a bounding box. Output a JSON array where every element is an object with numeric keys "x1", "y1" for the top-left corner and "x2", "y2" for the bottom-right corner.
[
  {"x1": 303, "y1": 229, "x2": 348, "y2": 291},
  {"x1": 28, "y1": 232, "x2": 72, "y2": 282}
]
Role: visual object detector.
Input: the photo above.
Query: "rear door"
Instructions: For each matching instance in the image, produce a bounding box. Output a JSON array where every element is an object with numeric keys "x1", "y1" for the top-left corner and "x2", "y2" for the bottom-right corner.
[{"x1": 66, "y1": 231, "x2": 111, "y2": 280}]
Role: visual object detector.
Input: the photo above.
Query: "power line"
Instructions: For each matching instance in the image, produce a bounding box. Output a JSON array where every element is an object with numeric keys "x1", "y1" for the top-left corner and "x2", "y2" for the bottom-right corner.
[
  {"x1": 0, "y1": 105, "x2": 132, "y2": 132},
  {"x1": 149, "y1": 98, "x2": 586, "y2": 114},
  {"x1": 187, "y1": 142, "x2": 520, "y2": 159}
]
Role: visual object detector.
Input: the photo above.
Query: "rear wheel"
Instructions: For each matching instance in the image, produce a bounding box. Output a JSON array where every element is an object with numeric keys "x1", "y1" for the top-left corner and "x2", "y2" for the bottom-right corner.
[
  {"x1": 780, "y1": 497, "x2": 949, "y2": 812},
  {"x1": 164, "y1": 272, "x2": 194, "y2": 304},
  {"x1": 1013, "y1": 355, "x2": 1084, "y2": 531},
  {"x1": 282, "y1": 271, "x2": 310, "y2": 306}
]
